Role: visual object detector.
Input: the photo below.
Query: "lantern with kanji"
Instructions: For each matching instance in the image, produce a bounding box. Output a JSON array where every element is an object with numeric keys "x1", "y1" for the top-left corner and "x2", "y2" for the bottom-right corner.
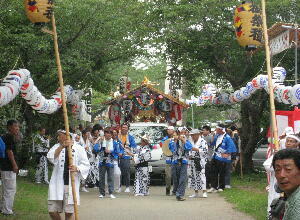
[
  {"x1": 234, "y1": 1, "x2": 263, "y2": 51},
  {"x1": 24, "y1": 0, "x2": 54, "y2": 24}
]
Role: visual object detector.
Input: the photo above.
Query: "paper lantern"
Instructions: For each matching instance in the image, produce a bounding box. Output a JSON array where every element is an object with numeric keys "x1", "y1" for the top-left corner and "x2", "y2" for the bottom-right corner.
[
  {"x1": 273, "y1": 67, "x2": 287, "y2": 84},
  {"x1": 290, "y1": 84, "x2": 300, "y2": 105},
  {"x1": 234, "y1": 1, "x2": 263, "y2": 50},
  {"x1": 281, "y1": 86, "x2": 292, "y2": 105},
  {"x1": 24, "y1": 0, "x2": 54, "y2": 24}
]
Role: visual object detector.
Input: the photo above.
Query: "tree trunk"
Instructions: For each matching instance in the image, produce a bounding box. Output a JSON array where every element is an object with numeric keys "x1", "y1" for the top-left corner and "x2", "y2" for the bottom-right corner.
[{"x1": 239, "y1": 91, "x2": 267, "y2": 172}]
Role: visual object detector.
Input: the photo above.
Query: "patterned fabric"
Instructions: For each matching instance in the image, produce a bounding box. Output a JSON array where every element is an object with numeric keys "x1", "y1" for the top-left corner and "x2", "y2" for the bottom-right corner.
[
  {"x1": 83, "y1": 139, "x2": 99, "y2": 187},
  {"x1": 133, "y1": 145, "x2": 151, "y2": 195},
  {"x1": 35, "y1": 155, "x2": 48, "y2": 183},
  {"x1": 133, "y1": 167, "x2": 150, "y2": 195},
  {"x1": 133, "y1": 145, "x2": 151, "y2": 166},
  {"x1": 188, "y1": 137, "x2": 208, "y2": 191},
  {"x1": 188, "y1": 161, "x2": 206, "y2": 190},
  {"x1": 93, "y1": 139, "x2": 119, "y2": 167},
  {"x1": 169, "y1": 139, "x2": 192, "y2": 164},
  {"x1": 33, "y1": 134, "x2": 49, "y2": 183},
  {"x1": 33, "y1": 134, "x2": 49, "y2": 153}
]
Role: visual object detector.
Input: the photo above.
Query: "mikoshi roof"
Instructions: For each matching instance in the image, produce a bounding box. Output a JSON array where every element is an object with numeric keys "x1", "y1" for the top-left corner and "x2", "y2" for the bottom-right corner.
[{"x1": 103, "y1": 77, "x2": 189, "y2": 108}]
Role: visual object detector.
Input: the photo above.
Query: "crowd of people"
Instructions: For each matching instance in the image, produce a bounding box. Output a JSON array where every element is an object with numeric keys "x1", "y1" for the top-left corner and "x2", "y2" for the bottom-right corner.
[{"x1": 0, "y1": 120, "x2": 299, "y2": 220}]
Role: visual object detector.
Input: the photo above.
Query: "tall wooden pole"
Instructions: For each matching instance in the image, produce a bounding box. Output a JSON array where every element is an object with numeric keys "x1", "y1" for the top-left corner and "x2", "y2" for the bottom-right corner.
[
  {"x1": 51, "y1": 13, "x2": 79, "y2": 220},
  {"x1": 261, "y1": 0, "x2": 279, "y2": 151}
]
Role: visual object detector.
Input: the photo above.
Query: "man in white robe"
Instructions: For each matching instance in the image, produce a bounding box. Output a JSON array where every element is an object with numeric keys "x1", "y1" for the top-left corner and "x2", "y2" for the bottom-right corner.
[{"x1": 47, "y1": 130, "x2": 90, "y2": 220}]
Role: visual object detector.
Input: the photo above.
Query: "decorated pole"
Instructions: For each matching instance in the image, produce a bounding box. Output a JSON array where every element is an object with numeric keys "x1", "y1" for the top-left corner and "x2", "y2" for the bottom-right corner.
[
  {"x1": 261, "y1": 0, "x2": 279, "y2": 151},
  {"x1": 24, "y1": 1, "x2": 79, "y2": 218},
  {"x1": 51, "y1": 13, "x2": 79, "y2": 220}
]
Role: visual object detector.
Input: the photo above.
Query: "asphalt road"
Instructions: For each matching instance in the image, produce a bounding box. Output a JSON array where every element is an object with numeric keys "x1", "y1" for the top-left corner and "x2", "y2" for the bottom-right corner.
[{"x1": 78, "y1": 186, "x2": 254, "y2": 220}]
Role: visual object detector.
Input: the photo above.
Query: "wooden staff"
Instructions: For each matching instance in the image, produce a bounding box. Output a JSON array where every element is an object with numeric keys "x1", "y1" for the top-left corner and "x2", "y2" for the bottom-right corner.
[
  {"x1": 261, "y1": 0, "x2": 279, "y2": 151},
  {"x1": 51, "y1": 13, "x2": 79, "y2": 220}
]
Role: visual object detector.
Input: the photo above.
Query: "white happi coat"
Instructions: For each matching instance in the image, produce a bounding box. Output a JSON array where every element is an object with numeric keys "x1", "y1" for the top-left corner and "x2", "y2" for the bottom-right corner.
[
  {"x1": 47, "y1": 143, "x2": 90, "y2": 205},
  {"x1": 263, "y1": 155, "x2": 280, "y2": 212}
]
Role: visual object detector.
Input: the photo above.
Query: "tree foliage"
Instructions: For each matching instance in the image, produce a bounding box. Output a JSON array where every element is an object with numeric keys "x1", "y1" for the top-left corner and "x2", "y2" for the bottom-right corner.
[{"x1": 140, "y1": 0, "x2": 300, "y2": 171}]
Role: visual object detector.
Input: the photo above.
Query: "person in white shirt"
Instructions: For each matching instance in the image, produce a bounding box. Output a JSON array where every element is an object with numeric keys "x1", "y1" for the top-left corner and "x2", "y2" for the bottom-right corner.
[{"x1": 47, "y1": 130, "x2": 90, "y2": 220}]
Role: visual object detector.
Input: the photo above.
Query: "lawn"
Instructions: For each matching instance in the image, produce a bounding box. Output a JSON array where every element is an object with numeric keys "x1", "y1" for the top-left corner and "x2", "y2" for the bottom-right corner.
[
  {"x1": 1, "y1": 173, "x2": 269, "y2": 220},
  {"x1": 220, "y1": 172, "x2": 268, "y2": 220},
  {"x1": 1, "y1": 177, "x2": 49, "y2": 220}
]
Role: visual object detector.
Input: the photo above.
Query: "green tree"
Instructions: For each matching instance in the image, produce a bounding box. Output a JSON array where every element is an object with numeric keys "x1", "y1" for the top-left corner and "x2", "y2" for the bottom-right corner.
[{"x1": 141, "y1": 0, "x2": 299, "y2": 171}]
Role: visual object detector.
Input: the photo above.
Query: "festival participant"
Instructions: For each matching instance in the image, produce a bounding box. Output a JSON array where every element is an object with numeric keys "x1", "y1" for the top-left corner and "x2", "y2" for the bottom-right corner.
[
  {"x1": 80, "y1": 129, "x2": 94, "y2": 193},
  {"x1": 118, "y1": 123, "x2": 136, "y2": 193},
  {"x1": 264, "y1": 133, "x2": 300, "y2": 216},
  {"x1": 93, "y1": 128, "x2": 119, "y2": 199},
  {"x1": 224, "y1": 128, "x2": 237, "y2": 189},
  {"x1": 208, "y1": 124, "x2": 236, "y2": 193},
  {"x1": 279, "y1": 127, "x2": 294, "y2": 150},
  {"x1": 33, "y1": 127, "x2": 50, "y2": 184},
  {"x1": 169, "y1": 128, "x2": 192, "y2": 201},
  {"x1": 0, "y1": 120, "x2": 20, "y2": 215},
  {"x1": 112, "y1": 129, "x2": 122, "y2": 193},
  {"x1": 88, "y1": 127, "x2": 102, "y2": 188},
  {"x1": 160, "y1": 126, "x2": 175, "y2": 196},
  {"x1": 202, "y1": 125, "x2": 214, "y2": 189},
  {"x1": 272, "y1": 148, "x2": 300, "y2": 220},
  {"x1": 130, "y1": 135, "x2": 152, "y2": 196},
  {"x1": 188, "y1": 129, "x2": 208, "y2": 198},
  {"x1": 47, "y1": 130, "x2": 90, "y2": 220}
]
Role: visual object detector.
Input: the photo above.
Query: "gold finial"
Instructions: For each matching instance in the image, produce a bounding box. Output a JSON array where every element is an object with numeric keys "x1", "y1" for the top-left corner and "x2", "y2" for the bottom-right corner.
[{"x1": 142, "y1": 76, "x2": 150, "y2": 85}]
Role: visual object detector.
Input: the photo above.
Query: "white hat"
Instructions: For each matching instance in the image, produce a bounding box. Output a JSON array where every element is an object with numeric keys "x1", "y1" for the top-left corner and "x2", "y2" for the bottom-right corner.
[
  {"x1": 286, "y1": 134, "x2": 300, "y2": 143},
  {"x1": 140, "y1": 134, "x2": 151, "y2": 143},
  {"x1": 167, "y1": 126, "x2": 175, "y2": 130},
  {"x1": 283, "y1": 127, "x2": 294, "y2": 136},
  {"x1": 57, "y1": 129, "x2": 67, "y2": 134},
  {"x1": 190, "y1": 129, "x2": 201, "y2": 135},
  {"x1": 177, "y1": 127, "x2": 187, "y2": 132}
]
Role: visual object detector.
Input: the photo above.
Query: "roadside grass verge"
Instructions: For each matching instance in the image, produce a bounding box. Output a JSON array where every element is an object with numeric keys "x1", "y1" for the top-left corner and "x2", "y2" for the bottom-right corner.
[
  {"x1": 220, "y1": 173, "x2": 268, "y2": 220},
  {"x1": 1, "y1": 177, "x2": 49, "y2": 220}
]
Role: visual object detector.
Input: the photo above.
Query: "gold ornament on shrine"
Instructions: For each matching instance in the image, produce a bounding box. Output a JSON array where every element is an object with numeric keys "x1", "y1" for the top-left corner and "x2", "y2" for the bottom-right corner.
[
  {"x1": 233, "y1": 1, "x2": 263, "y2": 51},
  {"x1": 24, "y1": 0, "x2": 54, "y2": 24}
]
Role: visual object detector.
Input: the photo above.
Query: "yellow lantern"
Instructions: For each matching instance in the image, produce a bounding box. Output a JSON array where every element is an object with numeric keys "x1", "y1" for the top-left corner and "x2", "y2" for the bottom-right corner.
[
  {"x1": 24, "y1": 0, "x2": 54, "y2": 24},
  {"x1": 233, "y1": 1, "x2": 263, "y2": 51}
]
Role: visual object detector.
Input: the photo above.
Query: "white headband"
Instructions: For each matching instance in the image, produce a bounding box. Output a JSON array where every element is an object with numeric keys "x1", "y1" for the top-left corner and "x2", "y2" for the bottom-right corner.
[
  {"x1": 216, "y1": 126, "x2": 226, "y2": 132},
  {"x1": 286, "y1": 134, "x2": 300, "y2": 143}
]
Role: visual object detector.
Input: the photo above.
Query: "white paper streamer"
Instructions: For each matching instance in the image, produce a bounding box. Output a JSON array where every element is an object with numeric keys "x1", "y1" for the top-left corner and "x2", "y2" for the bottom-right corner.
[
  {"x1": 0, "y1": 69, "x2": 83, "y2": 114},
  {"x1": 186, "y1": 67, "x2": 300, "y2": 106}
]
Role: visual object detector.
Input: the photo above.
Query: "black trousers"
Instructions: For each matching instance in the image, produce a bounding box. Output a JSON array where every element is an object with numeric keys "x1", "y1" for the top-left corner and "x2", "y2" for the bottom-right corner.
[
  {"x1": 205, "y1": 161, "x2": 212, "y2": 188},
  {"x1": 210, "y1": 158, "x2": 227, "y2": 190}
]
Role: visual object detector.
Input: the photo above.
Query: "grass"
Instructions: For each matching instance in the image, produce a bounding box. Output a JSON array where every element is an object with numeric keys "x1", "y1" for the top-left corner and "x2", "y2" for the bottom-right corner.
[
  {"x1": 1, "y1": 177, "x2": 49, "y2": 220},
  {"x1": 220, "y1": 172, "x2": 268, "y2": 220},
  {"x1": 1, "y1": 172, "x2": 269, "y2": 220}
]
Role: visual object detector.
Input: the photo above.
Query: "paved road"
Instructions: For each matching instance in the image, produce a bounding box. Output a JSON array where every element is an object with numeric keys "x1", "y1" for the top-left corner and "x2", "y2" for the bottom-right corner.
[{"x1": 79, "y1": 187, "x2": 254, "y2": 220}]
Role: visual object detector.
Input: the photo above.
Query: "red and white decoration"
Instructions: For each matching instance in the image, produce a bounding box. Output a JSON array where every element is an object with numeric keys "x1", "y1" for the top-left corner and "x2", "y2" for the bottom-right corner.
[
  {"x1": 186, "y1": 67, "x2": 300, "y2": 106},
  {"x1": 0, "y1": 69, "x2": 84, "y2": 114},
  {"x1": 276, "y1": 107, "x2": 300, "y2": 135}
]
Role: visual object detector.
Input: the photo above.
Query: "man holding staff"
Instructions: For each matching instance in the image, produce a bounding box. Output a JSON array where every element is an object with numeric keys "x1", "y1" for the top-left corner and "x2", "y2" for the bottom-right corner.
[{"x1": 47, "y1": 130, "x2": 90, "y2": 220}]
